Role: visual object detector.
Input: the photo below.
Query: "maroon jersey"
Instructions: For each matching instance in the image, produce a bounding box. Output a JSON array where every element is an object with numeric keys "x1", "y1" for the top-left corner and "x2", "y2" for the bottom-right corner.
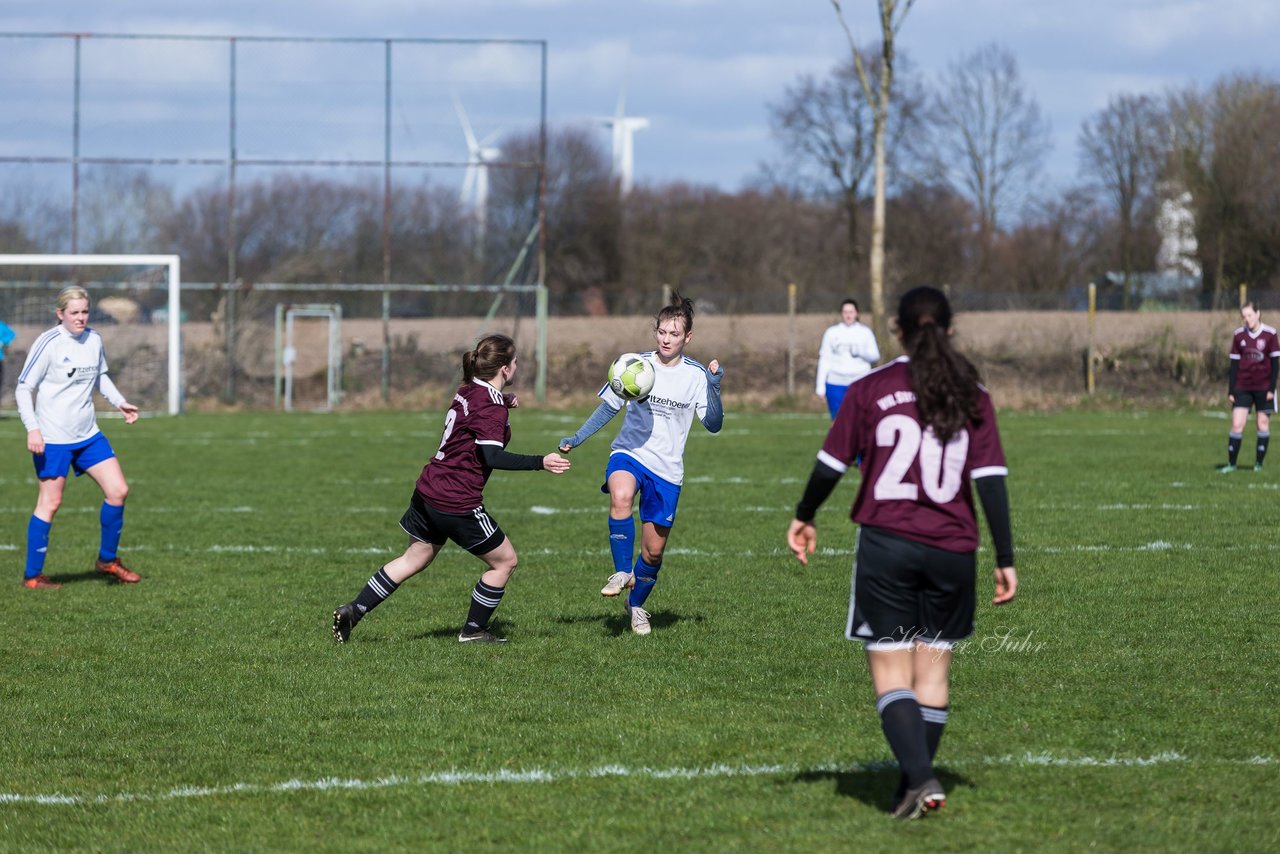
[
  {"x1": 416, "y1": 380, "x2": 511, "y2": 513},
  {"x1": 1229, "y1": 324, "x2": 1280, "y2": 391},
  {"x1": 820, "y1": 358, "x2": 1007, "y2": 553}
]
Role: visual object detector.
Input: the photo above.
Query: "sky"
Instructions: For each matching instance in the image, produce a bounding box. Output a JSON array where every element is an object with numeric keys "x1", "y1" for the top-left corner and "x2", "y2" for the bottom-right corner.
[{"x1": 3, "y1": 0, "x2": 1279, "y2": 195}]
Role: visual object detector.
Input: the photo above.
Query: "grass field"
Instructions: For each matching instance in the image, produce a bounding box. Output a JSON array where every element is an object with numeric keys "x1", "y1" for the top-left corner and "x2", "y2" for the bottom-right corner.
[{"x1": 3, "y1": 406, "x2": 1278, "y2": 851}]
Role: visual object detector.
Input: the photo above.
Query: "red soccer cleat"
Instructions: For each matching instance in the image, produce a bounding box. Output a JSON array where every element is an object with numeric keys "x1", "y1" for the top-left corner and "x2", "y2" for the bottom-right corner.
[
  {"x1": 95, "y1": 557, "x2": 141, "y2": 583},
  {"x1": 23, "y1": 575, "x2": 63, "y2": 590}
]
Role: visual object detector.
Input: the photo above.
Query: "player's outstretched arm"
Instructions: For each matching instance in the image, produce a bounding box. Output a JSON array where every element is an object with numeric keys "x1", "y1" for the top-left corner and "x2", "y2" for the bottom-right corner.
[
  {"x1": 480, "y1": 444, "x2": 565, "y2": 473},
  {"x1": 559, "y1": 400, "x2": 620, "y2": 452},
  {"x1": 542, "y1": 452, "x2": 571, "y2": 474}
]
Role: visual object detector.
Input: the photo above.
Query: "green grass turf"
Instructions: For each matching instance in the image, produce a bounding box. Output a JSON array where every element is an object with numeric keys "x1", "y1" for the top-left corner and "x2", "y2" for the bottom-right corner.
[{"x1": 2, "y1": 407, "x2": 1278, "y2": 851}]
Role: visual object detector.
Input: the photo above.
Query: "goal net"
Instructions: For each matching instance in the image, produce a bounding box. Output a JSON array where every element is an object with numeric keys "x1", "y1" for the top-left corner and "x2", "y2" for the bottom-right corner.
[{"x1": 0, "y1": 254, "x2": 182, "y2": 415}]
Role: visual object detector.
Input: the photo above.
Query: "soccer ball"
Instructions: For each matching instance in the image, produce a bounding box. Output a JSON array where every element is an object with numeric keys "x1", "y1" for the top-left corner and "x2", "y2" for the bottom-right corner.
[{"x1": 608, "y1": 353, "x2": 656, "y2": 400}]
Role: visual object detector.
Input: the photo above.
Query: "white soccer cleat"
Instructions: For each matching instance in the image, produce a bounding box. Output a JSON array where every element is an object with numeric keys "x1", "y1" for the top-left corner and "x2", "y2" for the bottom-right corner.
[
  {"x1": 627, "y1": 605, "x2": 651, "y2": 636},
  {"x1": 601, "y1": 571, "x2": 634, "y2": 597}
]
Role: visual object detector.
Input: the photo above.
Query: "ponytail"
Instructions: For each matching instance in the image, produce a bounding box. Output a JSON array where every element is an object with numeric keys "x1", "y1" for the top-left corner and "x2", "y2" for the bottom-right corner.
[
  {"x1": 897, "y1": 287, "x2": 981, "y2": 444},
  {"x1": 462, "y1": 334, "x2": 516, "y2": 383}
]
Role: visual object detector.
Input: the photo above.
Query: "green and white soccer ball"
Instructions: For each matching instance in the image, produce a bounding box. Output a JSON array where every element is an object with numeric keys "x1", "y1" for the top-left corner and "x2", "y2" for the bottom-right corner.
[{"x1": 608, "y1": 352, "x2": 656, "y2": 400}]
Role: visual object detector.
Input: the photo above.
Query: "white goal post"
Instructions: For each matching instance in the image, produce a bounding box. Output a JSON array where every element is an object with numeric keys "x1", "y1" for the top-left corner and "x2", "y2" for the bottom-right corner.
[{"x1": 0, "y1": 254, "x2": 182, "y2": 415}]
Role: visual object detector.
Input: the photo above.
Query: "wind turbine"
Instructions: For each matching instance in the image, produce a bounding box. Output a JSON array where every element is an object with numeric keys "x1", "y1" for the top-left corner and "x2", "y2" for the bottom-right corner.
[
  {"x1": 454, "y1": 94, "x2": 501, "y2": 249},
  {"x1": 599, "y1": 91, "x2": 649, "y2": 197}
]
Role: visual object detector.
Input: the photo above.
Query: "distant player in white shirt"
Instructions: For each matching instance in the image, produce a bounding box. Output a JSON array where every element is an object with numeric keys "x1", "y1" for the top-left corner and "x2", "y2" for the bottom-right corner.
[
  {"x1": 816, "y1": 298, "x2": 880, "y2": 419},
  {"x1": 16, "y1": 287, "x2": 141, "y2": 589},
  {"x1": 559, "y1": 291, "x2": 724, "y2": 636}
]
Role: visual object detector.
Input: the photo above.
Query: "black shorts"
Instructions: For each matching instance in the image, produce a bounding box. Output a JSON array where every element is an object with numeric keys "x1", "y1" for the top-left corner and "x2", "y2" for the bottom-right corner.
[
  {"x1": 846, "y1": 526, "x2": 976, "y2": 648},
  {"x1": 398, "y1": 491, "x2": 505, "y2": 556},
  {"x1": 1232, "y1": 390, "x2": 1275, "y2": 413}
]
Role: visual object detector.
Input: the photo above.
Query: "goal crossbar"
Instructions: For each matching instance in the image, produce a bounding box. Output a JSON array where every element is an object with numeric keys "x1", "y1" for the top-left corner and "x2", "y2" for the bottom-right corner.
[{"x1": 0, "y1": 254, "x2": 182, "y2": 415}]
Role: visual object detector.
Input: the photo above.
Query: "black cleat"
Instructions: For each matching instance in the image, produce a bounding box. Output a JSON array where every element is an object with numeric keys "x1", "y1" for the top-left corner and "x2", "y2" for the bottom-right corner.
[
  {"x1": 890, "y1": 775, "x2": 909, "y2": 813},
  {"x1": 332, "y1": 603, "x2": 359, "y2": 643},
  {"x1": 458, "y1": 628, "x2": 508, "y2": 644},
  {"x1": 892, "y1": 778, "x2": 945, "y2": 820}
]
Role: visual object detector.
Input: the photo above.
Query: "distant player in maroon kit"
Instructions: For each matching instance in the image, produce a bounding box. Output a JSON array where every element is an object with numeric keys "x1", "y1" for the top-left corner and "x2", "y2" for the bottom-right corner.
[
  {"x1": 786, "y1": 286, "x2": 1018, "y2": 820},
  {"x1": 332, "y1": 334, "x2": 571, "y2": 644},
  {"x1": 1219, "y1": 301, "x2": 1280, "y2": 473}
]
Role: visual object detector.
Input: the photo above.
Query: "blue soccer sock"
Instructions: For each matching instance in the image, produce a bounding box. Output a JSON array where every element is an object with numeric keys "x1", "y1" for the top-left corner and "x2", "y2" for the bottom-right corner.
[
  {"x1": 628, "y1": 557, "x2": 661, "y2": 608},
  {"x1": 608, "y1": 516, "x2": 635, "y2": 572},
  {"x1": 98, "y1": 502, "x2": 125, "y2": 562},
  {"x1": 26, "y1": 516, "x2": 52, "y2": 579}
]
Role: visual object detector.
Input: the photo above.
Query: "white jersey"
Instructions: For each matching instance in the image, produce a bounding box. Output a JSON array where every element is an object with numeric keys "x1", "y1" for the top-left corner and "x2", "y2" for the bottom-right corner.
[
  {"x1": 16, "y1": 325, "x2": 125, "y2": 445},
  {"x1": 599, "y1": 352, "x2": 713, "y2": 486},
  {"x1": 816, "y1": 320, "x2": 880, "y2": 392}
]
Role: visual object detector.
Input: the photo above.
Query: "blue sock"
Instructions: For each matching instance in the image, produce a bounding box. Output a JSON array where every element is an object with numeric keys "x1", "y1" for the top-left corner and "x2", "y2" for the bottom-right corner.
[
  {"x1": 608, "y1": 516, "x2": 635, "y2": 572},
  {"x1": 26, "y1": 516, "x2": 51, "y2": 579},
  {"x1": 99, "y1": 502, "x2": 125, "y2": 562},
  {"x1": 628, "y1": 557, "x2": 661, "y2": 608}
]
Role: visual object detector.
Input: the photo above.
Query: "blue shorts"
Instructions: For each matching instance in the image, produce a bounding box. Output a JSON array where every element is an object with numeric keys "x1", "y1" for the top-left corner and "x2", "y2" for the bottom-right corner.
[
  {"x1": 603, "y1": 453, "x2": 681, "y2": 529},
  {"x1": 825, "y1": 382, "x2": 850, "y2": 419},
  {"x1": 34, "y1": 432, "x2": 116, "y2": 479}
]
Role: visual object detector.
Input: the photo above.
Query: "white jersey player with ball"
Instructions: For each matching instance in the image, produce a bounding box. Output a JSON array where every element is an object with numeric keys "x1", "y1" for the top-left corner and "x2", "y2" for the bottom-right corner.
[{"x1": 560, "y1": 291, "x2": 724, "y2": 636}]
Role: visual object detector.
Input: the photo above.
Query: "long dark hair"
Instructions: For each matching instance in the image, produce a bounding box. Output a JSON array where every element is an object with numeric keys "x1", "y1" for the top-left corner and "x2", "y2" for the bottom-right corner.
[
  {"x1": 462, "y1": 334, "x2": 516, "y2": 383},
  {"x1": 656, "y1": 290, "x2": 695, "y2": 332},
  {"x1": 899, "y1": 287, "x2": 982, "y2": 443}
]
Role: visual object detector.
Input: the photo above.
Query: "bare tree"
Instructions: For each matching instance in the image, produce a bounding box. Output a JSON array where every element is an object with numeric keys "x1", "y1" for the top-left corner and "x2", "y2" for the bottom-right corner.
[
  {"x1": 1078, "y1": 94, "x2": 1162, "y2": 308},
  {"x1": 621, "y1": 183, "x2": 845, "y2": 313},
  {"x1": 490, "y1": 125, "x2": 620, "y2": 314},
  {"x1": 828, "y1": 0, "x2": 916, "y2": 347},
  {"x1": 931, "y1": 43, "x2": 1051, "y2": 274},
  {"x1": 1167, "y1": 74, "x2": 1280, "y2": 306},
  {"x1": 78, "y1": 167, "x2": 177, "y2": 255},
  {"x1": 766, "y1": 45, "x2": 924, "y2": 302}
]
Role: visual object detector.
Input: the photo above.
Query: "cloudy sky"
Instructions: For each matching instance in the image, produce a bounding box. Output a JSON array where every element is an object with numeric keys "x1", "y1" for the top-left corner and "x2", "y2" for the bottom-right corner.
[{"x1": 4, "y1": 0, "x2": 1279, "y2": 193}]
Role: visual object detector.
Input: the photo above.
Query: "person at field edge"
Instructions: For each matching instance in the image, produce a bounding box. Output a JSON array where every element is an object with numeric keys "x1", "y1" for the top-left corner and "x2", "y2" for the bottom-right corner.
[
  {"x1": 0, "y1": 316, "x2": 16, "y2": 406},
  {"x1": 1218, "y1": 301, "x2": 1280, "y2": 473},
  {"x1": 816, "y1": 297, "x2": 880, "y2": 419},
  {"x1": 558, "y1": 291, "x2": 724, "y2": 637},
  {"x1": 16, "y1": 286, "x2": 141, "y2": 590},
  {"x1": 332, "y1": 334, "x2": 571, "y2": 644},
  {"x1": 786, "y1": 286, "x2": 1018, "y2": 820}
]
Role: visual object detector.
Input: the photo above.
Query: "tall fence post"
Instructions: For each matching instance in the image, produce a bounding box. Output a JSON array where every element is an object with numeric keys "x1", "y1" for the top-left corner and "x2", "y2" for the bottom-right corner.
[
  {"x1": 535, "y1": 284, "x2": 548, "y2": 402},
  {"x1": 1086, "y1": 282, "x2": 1096, "y2": 395},
  {"x1": 1240, "y1": 282, "x2": 1248, "y2": 307},
  {"x1": 786, "y1": 282, "x2": 797, "y2": 397}
]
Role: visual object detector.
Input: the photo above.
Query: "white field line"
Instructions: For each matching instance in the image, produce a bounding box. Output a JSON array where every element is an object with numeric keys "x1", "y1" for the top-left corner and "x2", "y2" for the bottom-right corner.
[
  {"x1": 0, "y1": 752, "x2": 1272, "y2": 807},
  {"x1": 0, "y1": 541, "x2": 1264, "y2": 557}
]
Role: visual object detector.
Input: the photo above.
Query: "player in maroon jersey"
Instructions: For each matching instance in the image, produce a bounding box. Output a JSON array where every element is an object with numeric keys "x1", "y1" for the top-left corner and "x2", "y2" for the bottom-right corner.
[
  {"x1": 786, "y1": 286, "x2": 1018, "y2": 820},
  {"x1": 331, "y1": 334, "x2": 570, "y2": 644},
  {"x1": 1218, "y1": 301, "x2": 1280, "y2": 473}
]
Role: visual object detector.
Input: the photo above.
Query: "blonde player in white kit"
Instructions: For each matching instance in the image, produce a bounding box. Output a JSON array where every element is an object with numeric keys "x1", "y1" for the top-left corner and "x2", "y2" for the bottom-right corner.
[
  {"x1": 16, "y1": 287, "x2": 141, "y2": 589},
  {"x1": 559, "y1": 291, "x2": 724, "y2": 636}
]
